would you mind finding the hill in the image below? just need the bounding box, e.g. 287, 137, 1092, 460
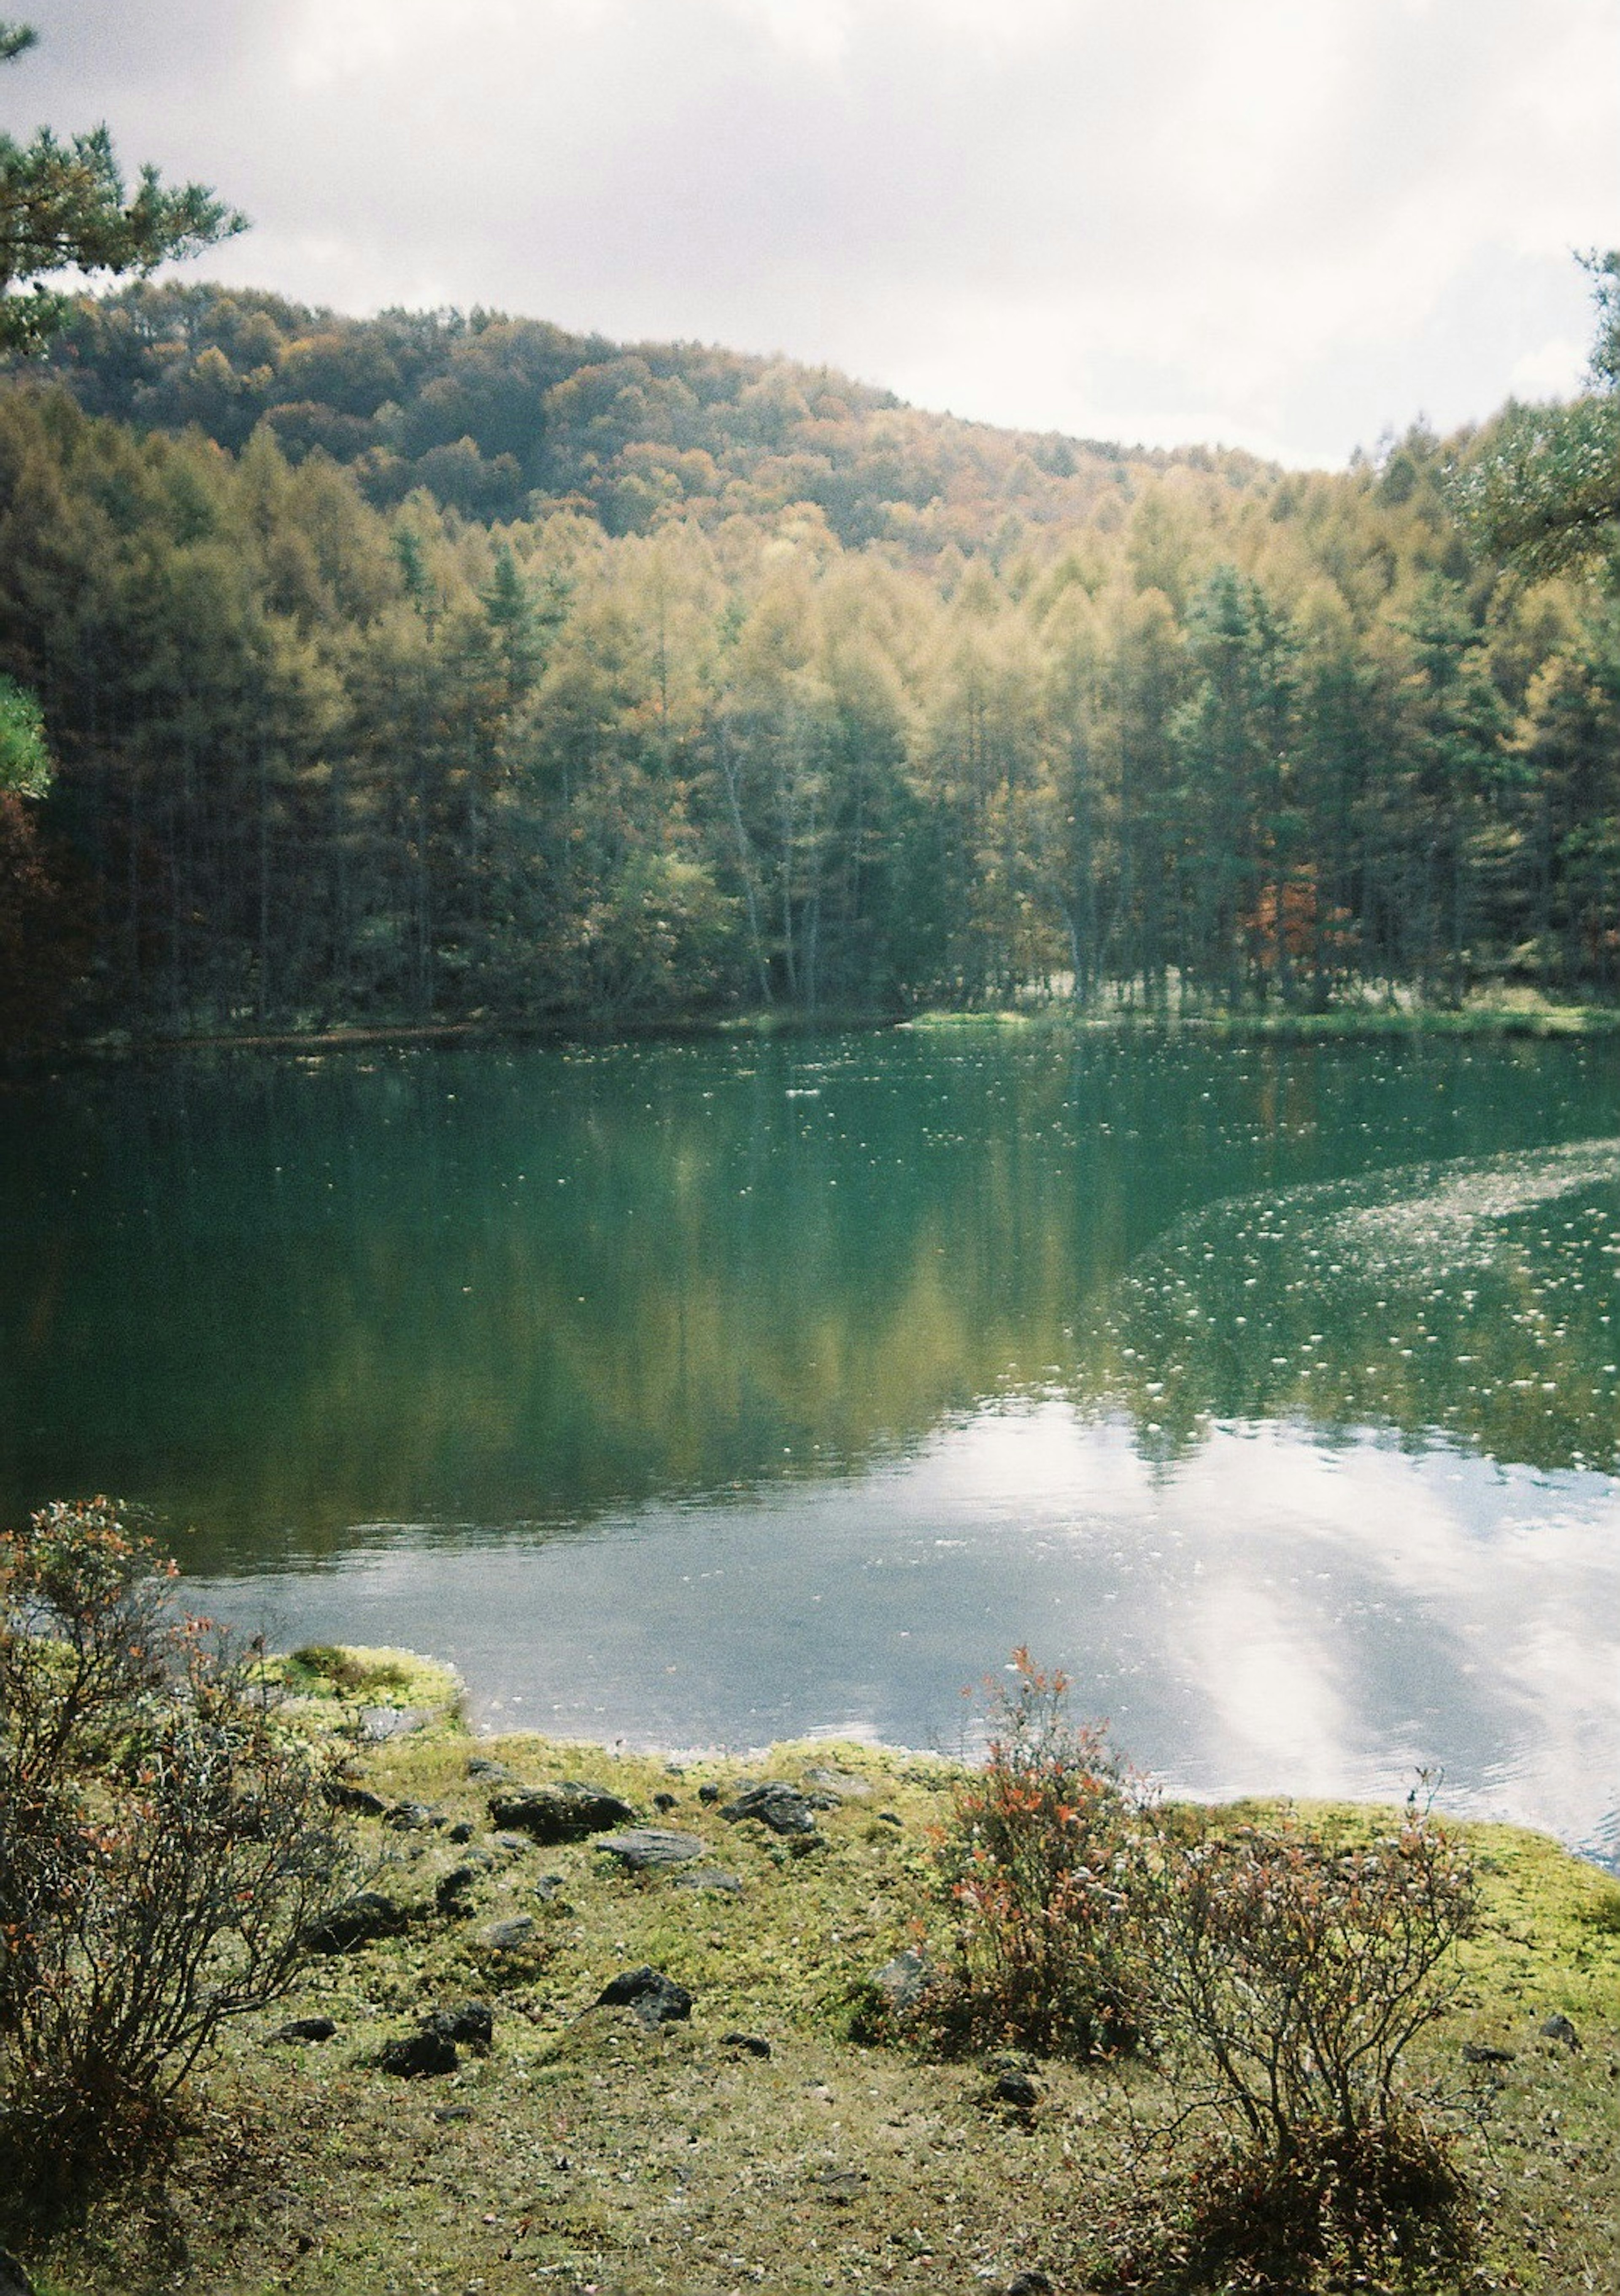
23, 280, 1272, 554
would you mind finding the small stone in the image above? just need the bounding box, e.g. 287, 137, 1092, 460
267, 2015, 336, 2045
436, 1864, 480, 1915
801, 1764, 873, 1800
446, 1820, 475, 1844
493, 1831, 530, 1853
870, 1949, 934, 2012
323, 1780, 388, 1817
377, 2027, 458, 2077
1542, 2012, 1580, 2050
595, 1965, 693, 2029
811, 2167, 869, 2203
483, 1915, 536, 1951
653, 1791, 678, 1812
467, 1755, 510, 1779
671, 1868, 744, 1897
427, 2001, 494, 2050
596, 1827, 706, 1872
721, 1781, 818, 1836
355, 1705, 431, 1743
876, 1810, 904, 1828
1007, 2273, 1053, 2296
722, 2031, 772, 2057
433, 2103, 475, 2123
488, 1783, 637, 1842
301, 1891, 408, 1953
992, 2071, 1041, 2109
697, 1782, 723, 1804
1461, 2041, 1516, 2066
532, 1873, 567, 1902
385, 1800, 437, 1831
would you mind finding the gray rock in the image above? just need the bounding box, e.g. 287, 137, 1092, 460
871, 1949, 934, 2012
595, 1965, 693, 2029
1461, 2041, 1516, 2066
427, 2001, 494, 2050
483, 1915, 536, 1950
1542, 2012, 1580, 2049
324, 1780, 388, 1817
697, 1781, 723, 1804
446, 1819, 475, 1843
466, 1755, 510, 1779
721, 1780, 818, 1836
378, 2027, 458, 2077
671, 1868, 744, 1897
992, 2070, 1041, 2108
802, 1764, 873, 1800
435, 1864, 480, 1915
493, 1831, 531, 1853
488, 1782, 637, 1842
596, 1827, 706, 1872
384, 1800, 438, 1831
811, 2167, 869, 2202
722, 2030, 772, 2057
355, 1705, 432, 1742
433, 2103, 474, 2123
267, 2015, 337, 2044
532, 1873, 567, 1902
1007, 2274, 1053, 2296
301, 1891, 408, 1952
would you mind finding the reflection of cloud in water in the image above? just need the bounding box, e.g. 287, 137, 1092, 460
192, 1401, 1620, 1865
1324, 1137, 1620, 1276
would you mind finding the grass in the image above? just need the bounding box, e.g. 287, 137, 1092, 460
15, 1672, 1620, 2296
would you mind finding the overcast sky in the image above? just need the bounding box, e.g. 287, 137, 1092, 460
7, 0, 1618, 467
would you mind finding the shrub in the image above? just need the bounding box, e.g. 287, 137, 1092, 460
0, 1500, 353, 2210
1136, 1791, 1478, 2266
929, 1649, 1145, 2057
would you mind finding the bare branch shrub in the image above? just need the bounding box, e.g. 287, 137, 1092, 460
1134, 1791, 1478, 2270
0, 1500, 353, 2210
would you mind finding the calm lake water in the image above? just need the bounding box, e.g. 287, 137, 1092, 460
4, 1030, 1619, 1858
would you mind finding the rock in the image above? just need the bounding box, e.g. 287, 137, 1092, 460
991, 2071, 1041, 2109
446, 1819, 475, 1844
653, 1791, 678, 1812
1461, 2041, 1516, 2066
466, 1755, 510, 1779
596, 1827, 706, 1872
435, 1864, 480, 1915
384, 1800, 438, 1831
378, 2027, 458, 2078
483, 1915, 536, 1950
488, 1782, 637, 1842
1007, 2273, 1053, 2296
427, 2001, 494, 2050
0, 2248, 34, 2296
802, 1764, 873, 1800
354, 1705, 432, 1742
722, 2030, 772, 2057
721, 1780, 818, 1837
595, 1965, 693, 2030
433, 2103, 474, 2123
1542, 2012, 1581, 2050
532, 1873, 567, 1902
493, 1831, 532, 1853
811, 2167, 869, 2203
697, 1781, 723, 1804
267, 2015, 337, 2044
301, 1891, 409, 1952
871, 1949, 934, 2013
323, 1780, 389, 1817
671, 1868, 744, 1897
876, 1810, 904, 1828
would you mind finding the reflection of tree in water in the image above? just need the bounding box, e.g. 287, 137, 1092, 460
1102, 1139, 1620, 1474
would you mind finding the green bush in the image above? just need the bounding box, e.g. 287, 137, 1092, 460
0, 1500, 353, 2214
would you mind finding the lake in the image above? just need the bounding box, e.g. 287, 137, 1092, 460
4, 1029, 1619, 1860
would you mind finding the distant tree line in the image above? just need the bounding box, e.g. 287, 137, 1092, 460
0, 285, 1617, 1043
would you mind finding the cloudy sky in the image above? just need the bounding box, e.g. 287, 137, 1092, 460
7, 0, 1618, 467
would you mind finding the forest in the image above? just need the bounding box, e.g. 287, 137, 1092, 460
1, 280, 1617, 1043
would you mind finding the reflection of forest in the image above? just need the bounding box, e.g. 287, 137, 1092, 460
3, 1035, 1619, 1564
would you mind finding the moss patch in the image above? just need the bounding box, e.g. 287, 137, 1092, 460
19, 1692, 1620, 2296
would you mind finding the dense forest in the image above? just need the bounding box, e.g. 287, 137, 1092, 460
1, 281, 1617, 1043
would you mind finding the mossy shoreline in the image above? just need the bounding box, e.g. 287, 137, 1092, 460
16, 1645, 1620, 2296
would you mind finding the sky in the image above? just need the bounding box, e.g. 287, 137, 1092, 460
5, 0, 1618, 469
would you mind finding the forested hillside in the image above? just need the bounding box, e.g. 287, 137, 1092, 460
1, 283, 1617, 1043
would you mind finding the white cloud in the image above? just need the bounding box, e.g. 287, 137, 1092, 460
11, 0, 1620, 463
